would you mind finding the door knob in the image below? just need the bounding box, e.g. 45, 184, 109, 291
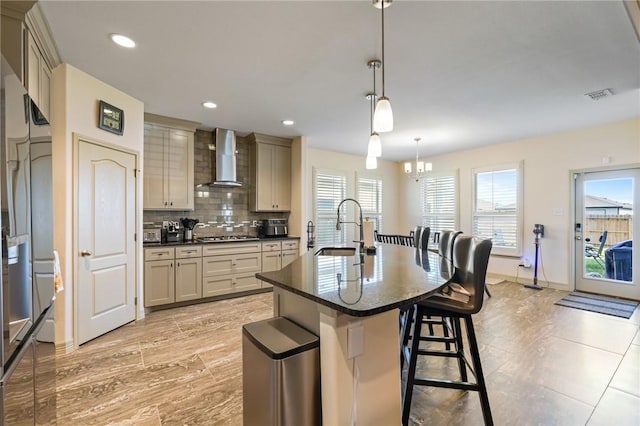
80, 250, 92, 257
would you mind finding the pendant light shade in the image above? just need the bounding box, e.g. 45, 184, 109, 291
373, 97, 393, 133
366, 155, 378, 170
368, 132, 382, 157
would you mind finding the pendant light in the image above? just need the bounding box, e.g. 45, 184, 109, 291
366, 155, 378, 170
367, 59, 382, 158
373, 0, 393, 133
404, 138, 432, 182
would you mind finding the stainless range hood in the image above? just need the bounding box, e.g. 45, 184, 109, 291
207, 128, 242, 187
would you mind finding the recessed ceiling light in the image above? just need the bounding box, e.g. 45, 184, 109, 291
110, 34, 136, 48
282, 120, 294, 126
202, 101, 217, 109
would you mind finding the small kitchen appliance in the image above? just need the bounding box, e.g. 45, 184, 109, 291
259, 219, 288, 237
143, 228, 162, 243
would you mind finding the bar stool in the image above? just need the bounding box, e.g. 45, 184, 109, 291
402, 236, 494, 426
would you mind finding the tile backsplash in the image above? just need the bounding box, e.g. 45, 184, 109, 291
143, 129, 288, 237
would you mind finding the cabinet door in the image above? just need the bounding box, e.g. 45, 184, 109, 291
175, 258, 202, 302
234, 273, 262, 292
166, 129, 194, 210
261, 251, 281, 273
255, 143, 275, 210
143, 126, 167, 209
39, 62, 51, 119
203, 255, 234, 276
26, 34, 41, 104
282, 250, 298, 268
233, 252, 262, 274
272, 145, 291, 211
144, 259, 175, 306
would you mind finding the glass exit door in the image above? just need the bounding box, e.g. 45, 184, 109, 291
575, 168, 639, 299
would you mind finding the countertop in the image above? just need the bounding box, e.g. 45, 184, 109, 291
256, 245, 452, 317
143, 235, 300, 248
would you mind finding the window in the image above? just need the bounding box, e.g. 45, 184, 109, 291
472, 162, 523, 256
357, 175, 383, 232
420, 171, 458, 236
313, 169, 347, 247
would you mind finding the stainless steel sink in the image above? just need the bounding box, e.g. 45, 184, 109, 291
315, 247, 357, 256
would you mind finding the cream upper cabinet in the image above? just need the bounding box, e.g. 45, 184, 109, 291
248, 133, 292, 212
143, 113, 199, 211
26, 31, 51, 119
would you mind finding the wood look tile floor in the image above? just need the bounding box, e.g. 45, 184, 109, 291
56, 283, 640, 425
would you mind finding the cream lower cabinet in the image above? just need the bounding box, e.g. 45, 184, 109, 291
144, 246, 202, 307
261, 240, 299, 289
202, 242, 262, 297
175, 246, 202, 302
144, 247, 175, 307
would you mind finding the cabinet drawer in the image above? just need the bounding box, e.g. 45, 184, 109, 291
145, 247, 175, 261
282, 240, 299, 251
176, 245, 202, 259
202, 272, 261, 297
203, 253, 261, 276
261, 241, 282, 252
202, 242, 261, 256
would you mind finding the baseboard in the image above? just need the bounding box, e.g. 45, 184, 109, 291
486, 272, 570, 291
55, 339, 74, 356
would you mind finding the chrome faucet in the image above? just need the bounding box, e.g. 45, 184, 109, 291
336, 198, 364, 250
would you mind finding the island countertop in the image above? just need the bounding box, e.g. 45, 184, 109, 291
256, 245, 452, 317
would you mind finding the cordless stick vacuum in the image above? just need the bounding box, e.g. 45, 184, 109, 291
525, 224, 544, 290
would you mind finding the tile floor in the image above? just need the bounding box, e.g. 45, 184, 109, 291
55, 282, 640, 425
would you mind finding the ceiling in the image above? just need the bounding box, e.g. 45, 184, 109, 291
39, 1, 640, 162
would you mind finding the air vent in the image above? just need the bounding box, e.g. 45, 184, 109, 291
584, 89, 613, 101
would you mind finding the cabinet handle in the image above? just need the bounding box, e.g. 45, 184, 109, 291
80, 250, 92, 257
164, 202, 168, 206
170, 263, 173, 268
177, 262, 180, 267
170, 201, 173, 206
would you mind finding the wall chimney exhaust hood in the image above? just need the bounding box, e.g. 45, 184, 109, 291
202, 128, 242, 187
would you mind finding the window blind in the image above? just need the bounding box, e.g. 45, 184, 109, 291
472, 166, 522, 256
358, 176, 383, 232
314, 170, 347, 247
420, 173, 457, 234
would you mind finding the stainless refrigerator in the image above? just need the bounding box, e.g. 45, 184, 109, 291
0, 54, 56, 424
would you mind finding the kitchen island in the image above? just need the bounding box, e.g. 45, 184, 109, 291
255, 245, 451, 425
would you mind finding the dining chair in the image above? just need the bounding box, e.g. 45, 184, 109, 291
402, 235, 494, 426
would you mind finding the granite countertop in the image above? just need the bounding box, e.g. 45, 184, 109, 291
256, 245, 452, 317
143, 235, 300, 247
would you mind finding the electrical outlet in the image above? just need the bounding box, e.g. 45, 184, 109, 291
519, 258, 531, 268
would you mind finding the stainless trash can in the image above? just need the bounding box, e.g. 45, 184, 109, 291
242, 317, 320, 426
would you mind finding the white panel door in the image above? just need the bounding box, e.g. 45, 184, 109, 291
575, 168, 639, 300
77, 139, 136, 344
30, 140, 55, 342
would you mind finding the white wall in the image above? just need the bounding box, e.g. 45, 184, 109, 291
400, 118, 640, 289
305, 147, 403, 245
51, 64, 144, 353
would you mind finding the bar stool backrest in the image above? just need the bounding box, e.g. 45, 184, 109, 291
451, 235, 493, 314
419, 227, 430, 250
413, 226, 423, 248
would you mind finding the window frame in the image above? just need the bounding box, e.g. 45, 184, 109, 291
313, 168, 348, 248
356, 172, 383, 233
472, 161, 524, 257
419, 170, 459, 239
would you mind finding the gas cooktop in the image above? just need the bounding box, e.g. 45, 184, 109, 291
196, 236, 259, 242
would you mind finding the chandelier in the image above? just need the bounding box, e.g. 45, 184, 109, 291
404, 138, 432, 181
